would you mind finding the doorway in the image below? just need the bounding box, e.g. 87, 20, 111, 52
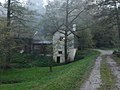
57, 56, 60, 63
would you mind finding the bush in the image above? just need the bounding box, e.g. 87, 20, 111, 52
74, 49, 92, 61
75, 51, 85, 60
6, 49, 95, 68
10, 53, 57, 68
32, 55, 54, 67
113, 50, 120, 57
10, 53, 31, 68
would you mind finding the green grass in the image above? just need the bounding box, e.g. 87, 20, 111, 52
99, 56, 116, 90
0, 50, 99, 90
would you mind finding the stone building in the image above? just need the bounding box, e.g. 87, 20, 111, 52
53, 24, 78, 63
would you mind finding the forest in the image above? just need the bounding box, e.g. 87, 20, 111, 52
0, 0, 120, 90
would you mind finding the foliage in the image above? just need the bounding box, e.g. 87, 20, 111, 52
112, 54, 120, 65
0, 50, 99, 90
75, 49, 94, 60
0, 0, 37, 68
89, 0, 120, 48
9, 0, 36, 38
92, 25, 118, 48
31, 55, 55, 67
8, 53, 54, 68
78, 29, 94, 50
1, 49, 95, 68
113, 50, 120, 57
44, 0, 94, 63
0, 20, 15, 68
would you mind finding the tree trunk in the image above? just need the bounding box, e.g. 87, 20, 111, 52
7, 0, 11, 27
4, 0, 11, 69
115, 3, 120, 50
49, 66, 52, 72
64, 0, 69, 63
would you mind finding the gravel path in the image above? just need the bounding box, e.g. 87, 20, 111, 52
80, 49, 113, 90
106, 56, 120, 89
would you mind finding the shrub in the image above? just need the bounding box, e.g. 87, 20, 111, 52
10, 53, 57, 68
74, 49, 92, 60
113, 50, 120, 57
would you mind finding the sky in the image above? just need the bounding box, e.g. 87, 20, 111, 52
0, 0, 49, 6
0, 0, 54, 14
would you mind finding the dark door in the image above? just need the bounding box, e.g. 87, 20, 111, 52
57, 57, 60, 63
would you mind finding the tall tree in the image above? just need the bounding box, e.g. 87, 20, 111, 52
86, 0, 120, 48
78, 29, 94, 50
44, 0, 93, 63
0, 0, 36, 68
4, 0, 11, 68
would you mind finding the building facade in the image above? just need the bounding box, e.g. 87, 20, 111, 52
53, 24, 77, 63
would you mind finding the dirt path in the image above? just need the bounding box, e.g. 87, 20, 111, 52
106, 56, 120, 89
80, 49, 113, 90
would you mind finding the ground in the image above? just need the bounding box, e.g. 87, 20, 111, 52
1, 49, 120, 90
80, 49, 120, 90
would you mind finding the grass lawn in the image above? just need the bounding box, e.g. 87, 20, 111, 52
0, 50, 99, 90
99, 56, 116, 90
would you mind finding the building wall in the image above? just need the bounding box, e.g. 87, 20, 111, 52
53, 30, 77, 63
33, 44, 52, 55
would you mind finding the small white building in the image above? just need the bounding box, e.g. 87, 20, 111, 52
53, 24, 77, 63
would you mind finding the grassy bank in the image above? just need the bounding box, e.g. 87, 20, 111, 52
0, 50, 99, 90
99, 56, 116, 90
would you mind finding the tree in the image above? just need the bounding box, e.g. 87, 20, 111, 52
44, 0, 93, 63
2, 0, 12, 68
100, 0, 120, 49
85, 0, 120, 48
78, 29, 94, 50
0, 0, 36, 68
